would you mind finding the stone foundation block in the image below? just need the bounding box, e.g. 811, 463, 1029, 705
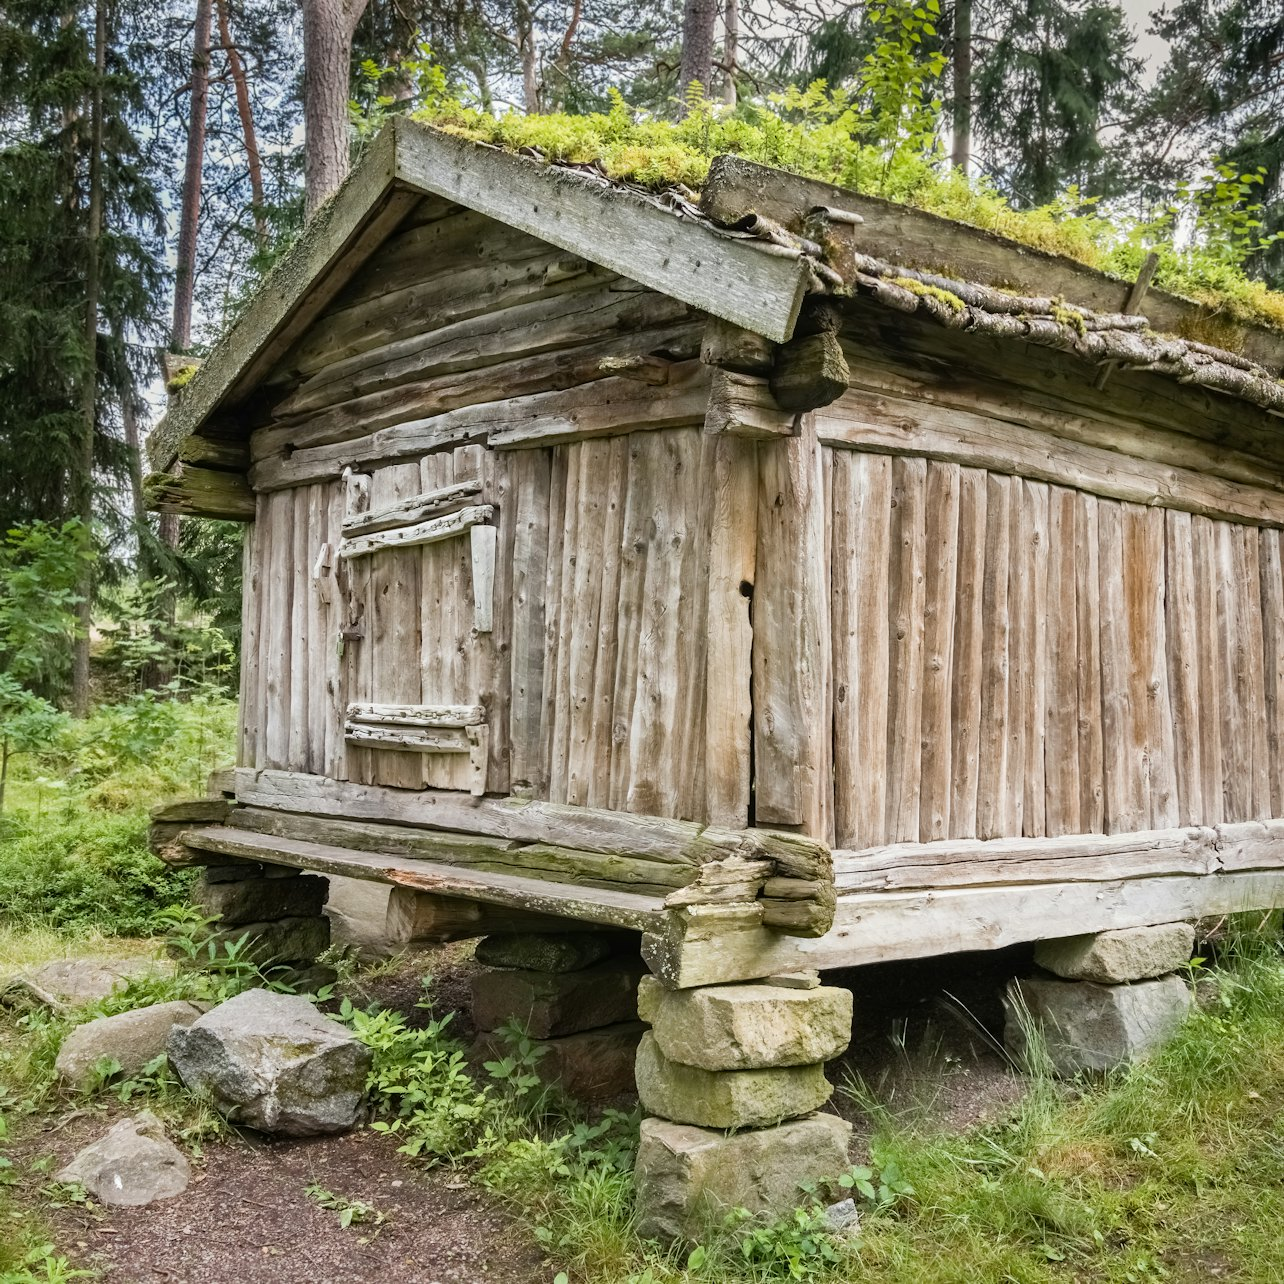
635, 1113, 853, 1242
472, 962, 643, 1038
473, 1021, 643, 1100
203, 915, 330, 965
1004, 974, 1192, 1076
641, 979, 852, 1070
475, 932, 630, 973
1034, 923, 1195, 984
193, 874, 328, 926
635, 1032, 832, 1129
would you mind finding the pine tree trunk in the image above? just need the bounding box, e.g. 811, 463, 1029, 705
173, 0, 212, 352
302, 0, 370, 220
216, 0, 267, 247
515, 0, 540, 113
721, 0, 738, 105
952, 0, 972, 174
72, 0, 107, 718
678, 0, 718, 112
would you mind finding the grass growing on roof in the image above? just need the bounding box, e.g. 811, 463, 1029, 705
411, 87, 1284, 337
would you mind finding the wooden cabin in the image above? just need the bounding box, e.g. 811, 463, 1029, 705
148, 116, 1284, 992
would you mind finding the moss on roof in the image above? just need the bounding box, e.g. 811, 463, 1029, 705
413, 97, 1284, 337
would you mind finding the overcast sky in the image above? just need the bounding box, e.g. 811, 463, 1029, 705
1118, 0, 1170, 80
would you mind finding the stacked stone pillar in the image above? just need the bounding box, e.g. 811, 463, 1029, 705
192, 863, 331, 967
469, 932, 646, 1100
1005, 923, 1195, 1075
632, 972, 854, 1242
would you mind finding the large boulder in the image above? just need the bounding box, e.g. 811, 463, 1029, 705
1, 956, 156, 1012
167, 989, 370, 1135
57, 1111, 189, 1207
635, 1032, 832, 1129
1004, 974, 1192, 1076
635, 1113, 852, 1242
56, 1001, 207, 1090
1034, 924, 1195, 984
639, 978, 852, 1070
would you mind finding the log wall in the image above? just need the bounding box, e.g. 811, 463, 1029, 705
239, 196, 713, 820
826, 448, 1284, 850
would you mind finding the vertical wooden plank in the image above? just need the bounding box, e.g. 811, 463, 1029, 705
588, 437, 630, 810
919, 461, 961, 842
1131, 505, 1177, 829
676, 436, 714, 825
1043, 486, 1079, 837
1004, 483, 1031, 837
370, 461, 424, 789
1098, 499, 1141, 833
263, 490, 294, 771
976, 472, 1012, 840
340, 472, 372, 783
1215, 520, 1248, 821
303, 484, 329, 776
884, 455, 927, 843
1075, 492, 1104, 832
628, 429, 710, 819
287, 486, 311, 772
832, 451, 892, 848
948, 467, 987, 840
1260, 528, 1284, 817
753, 415, 832, 836
322, 480, 346, 782
1021, 480, 1049, 838
238, 512, 261, 769
479, 449, 513, 794
1164, 509, 1202, 825
609, 438, 648, 811
1237, 525, 1270, 819
705, 435, 758, 829
509, 449, 552, 793
547, 446, 582, 803
564, 440, 609, 807
1191, 516, 1224, 825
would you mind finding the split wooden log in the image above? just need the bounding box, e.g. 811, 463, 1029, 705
700, 318, 776, 374
704, 369, 795, 439
769, 332, 850, 412
148, 798, 233, 854
144, 464, 255, 521
385, 886, 616, 944
340, 480, 482, 537
337, 504, 493, 559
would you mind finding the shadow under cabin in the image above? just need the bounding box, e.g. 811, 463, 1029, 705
145, 115, 1284, 1237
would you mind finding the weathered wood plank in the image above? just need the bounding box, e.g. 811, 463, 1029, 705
1261, 529, 1284, 817
919, 462, 961, 841
1165, 510, 1202, 825
340, 480, 482, 536
1021, 481, 1049, 837
509, 449, 551, 792
704, 435, 758, 829
1074, 492, 1105, 833
262, 490, 293, 770
1044, 486, 1079, 837
832, 451, 892, 848
1191, 516, 1225, 826
704, 369, 796, 440
947, 468, 987, 839
394, 120, 811, 342
976, 473, 1012, 840
145, 464, 256, 521
754, 416, 832, 835
818, 387, 1284, 529
338, 504, 493, 559
183, 824, 666, 931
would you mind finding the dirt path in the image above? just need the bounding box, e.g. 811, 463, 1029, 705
25, 1116, 547, 1284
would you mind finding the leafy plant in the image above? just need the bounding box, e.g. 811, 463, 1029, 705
837, 1157, 915, 1213
305, 1182, 388, 1232
726, 1204, 843, 1280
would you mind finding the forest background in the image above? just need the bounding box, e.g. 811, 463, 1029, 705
1, 0, 1283, 776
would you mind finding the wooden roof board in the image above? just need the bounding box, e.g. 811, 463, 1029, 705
147, 118, 811, 473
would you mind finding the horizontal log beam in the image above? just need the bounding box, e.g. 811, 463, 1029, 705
340, 480, 482, 536
144, 464, 256, 521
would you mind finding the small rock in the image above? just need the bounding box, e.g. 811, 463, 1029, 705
474, 932, 628, 974
471, 963, 643, 1038
56, 1001, 207, 1090
635, 1032, 832, 1129
642, 980, 852, 1070
824, 1197, 861, 1235
57, 1111, 189, 1207
1, 956, 155, 1012
634, 1113, 852, 1242
1034, 923, 1195, 984
168, 989, 370, 1135
1004, 974, 1192, 1076
758, 971, 822, 990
